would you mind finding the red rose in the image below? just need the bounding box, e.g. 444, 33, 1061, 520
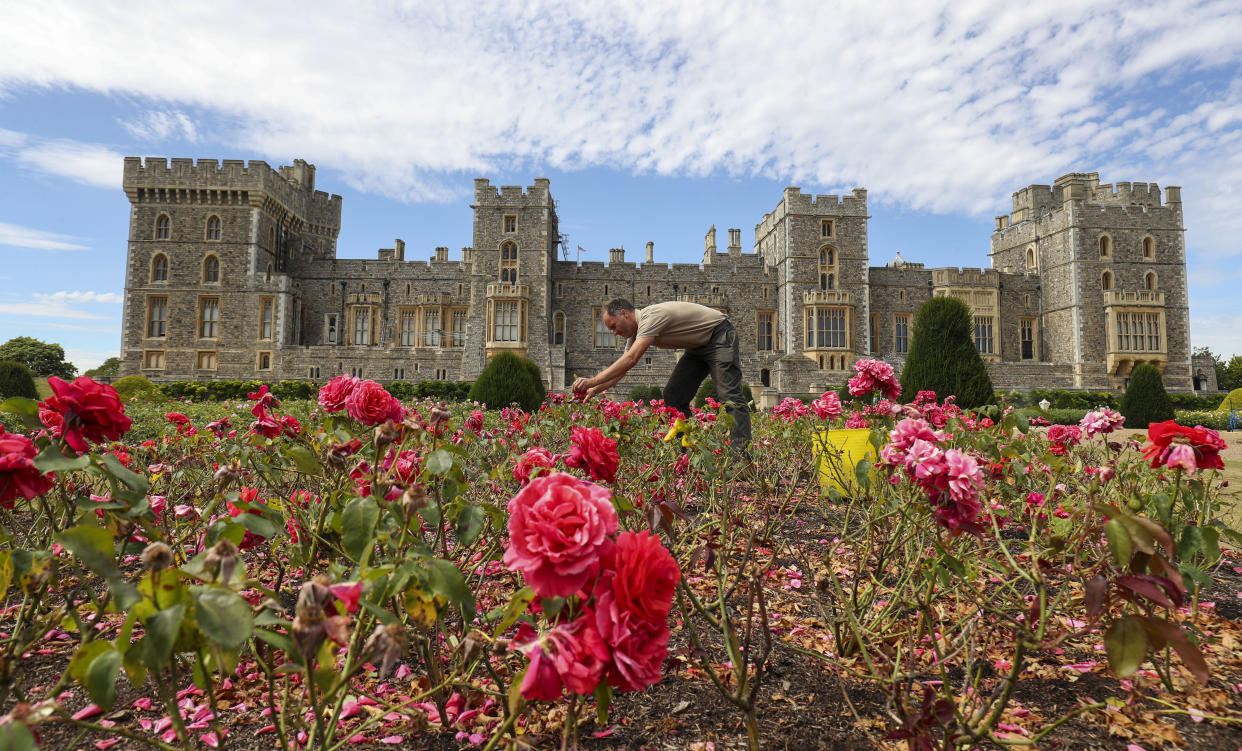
0, 432, 53, 509
503, 471, 618, 598
513, 446, 557, 485
344, 380, 404, 426
595, 530, 680, 623
564, 426, 619, 484
1142, 420, 1227, 472
514, 616, 608, 700
593, 590, 671, 692
228, 486, 269, 550
39, 376, 131, 454
318, 375, 360, 412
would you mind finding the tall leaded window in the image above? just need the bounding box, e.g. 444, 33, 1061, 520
500, 242, 518, 283
894, 314, 909, 354
1115, 312, 1161, 352
494, 301, 520, 342
972, 316, 993, 354
203, 255, 220, 283
1142, 236, 1154, 258
423, 308, 442, 346
756, 311, 774, 351
451, 309, 468, 347
259, 298, 274, 340
147, 296, 167, 338
1101, 270, 1113, 291
553, 311, 565, 345
206, 215, 221, 241
199, 297, 220, 338
1020, 318, 1035, 360
1099, 234, 1111, 258
400, 309, 418, 346
593, 307, 616, 348
349, 306, 376, 345
151, 253, 169, 282
818, 246, 836, 291
156, 214, 171, 240
805, 306, 847, 348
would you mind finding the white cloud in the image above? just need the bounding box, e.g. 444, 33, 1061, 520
118, 109, 199, 143
1191, 312, 1242, 359
0, 221, 90, 251
0, 1, 1240, 225
64, 347, 119, 372
0, 302, 107, 320
33, 290, 123, 304
13, 138, 124, 189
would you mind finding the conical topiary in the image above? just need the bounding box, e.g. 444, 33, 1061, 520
468, 352, 546, 412
0, 359, 38, 400
1120, 363, 1175, 428
899, 296, 994, 409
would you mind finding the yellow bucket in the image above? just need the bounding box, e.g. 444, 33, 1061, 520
812, 428, 877, 495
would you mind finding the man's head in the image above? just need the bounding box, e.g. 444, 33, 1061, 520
602, 298, 638, 339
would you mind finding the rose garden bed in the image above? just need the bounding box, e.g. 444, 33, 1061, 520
1, 367, 1240, 750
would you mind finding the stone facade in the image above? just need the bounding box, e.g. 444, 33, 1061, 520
119, 159, 1206, 397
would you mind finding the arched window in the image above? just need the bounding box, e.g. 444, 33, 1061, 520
155, 214, 171, 240
1145, 271, 1157, 290
1026, 246, 1037, 269
820, 274, 828, 291
825, 248, 834, 265
827, 274, 835, 290
1099, 234, 1111, 258
818, 245, 836, 291
266, 264, 273, 283
206, 215, 221, 241
1101, 270, 1113, 291
151, 253, 169, 282
553, 311, 565, 345
1142, 236, 1154, 258
203, 255, 220, 283
500, 242, 518, 283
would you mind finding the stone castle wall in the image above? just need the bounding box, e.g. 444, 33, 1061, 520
118, 160, 1206, 397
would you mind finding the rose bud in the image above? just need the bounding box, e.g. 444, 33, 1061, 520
203, 538, 240, 585
291, 601, 327, 662
430, 403, 452, 424
213, 461, 243, 485
460, 630, 487, 664
141, 542, 174, 571
296, 575, 334, 613
401, 485, 427, 520
373, 421, 398, 452
362, 623, 408, 678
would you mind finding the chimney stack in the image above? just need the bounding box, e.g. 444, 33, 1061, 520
645, 241, 654, 263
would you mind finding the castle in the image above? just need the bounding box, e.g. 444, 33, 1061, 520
118, 157, 1217, 398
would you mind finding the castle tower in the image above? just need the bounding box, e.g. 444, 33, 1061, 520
990, 172, 1190, 390
468, 178, 558, 382
118, 158, 341, 380
753, 187, 870, 385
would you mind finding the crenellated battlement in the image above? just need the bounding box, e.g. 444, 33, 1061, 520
996, 172, 1181, 231
123, 156, 342, 226
472, 178, 553, 205
932, 267, 999, 287
756, 186, 868, 236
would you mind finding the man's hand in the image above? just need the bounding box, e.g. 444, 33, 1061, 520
571, 376, 594, 394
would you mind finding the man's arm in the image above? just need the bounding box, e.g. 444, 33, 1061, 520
572, 337, 654, 397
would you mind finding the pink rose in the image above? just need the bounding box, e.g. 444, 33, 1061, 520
318, 375, 360, 412
39, 376, 132, 454
514, 616, 608, 700
503, 472, 618, 598
811, 392, 843, 420
0, 432, 53, 509
593, 589, 671, 692
564, 426, 619, 484
344, 380, 404, 426
513, 447, 557, 485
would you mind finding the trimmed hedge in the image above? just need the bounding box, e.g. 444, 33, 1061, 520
112, 375, 166, 403
469, 353, 545, 412
1120, 363, 1175, 429
0, 360, 38, 400
900, 296, 994, 408
628, 385, 664, 403
999, 389, 1220, 412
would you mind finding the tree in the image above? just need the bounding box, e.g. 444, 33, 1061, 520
83, 356, 121, 380
468, 352, 546, 412
1120, 363, 1174, 428
899, 297, 994, 408
0, 337, 75, 379
0, 360, 39, 400
1218, 355, 1242, 392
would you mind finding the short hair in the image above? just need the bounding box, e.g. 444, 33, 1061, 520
604, 298, 635, 316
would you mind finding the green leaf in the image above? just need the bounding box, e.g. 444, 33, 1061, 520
0, 550, 11, 598
940, 554, 966, 579
69, 640, 115, 687
417, 496, 441, 528
1103, 518, 1132, 566
194, 588, 254, 650
235, 510, 279, 541
1011, 409, 1030, 434
491, 586, 535, 636
86, 647, 124, 710
341, 496, 379, 564
33, 442, 90, 473
253, 628, 294, 654
142, 603, 185, 670
287, 445, 321, 474
594, 681, 612, 725
0, 396, 42, 430
0, 720, 38, 751
56, 524, 122, 579
853, 458, 872, 491
1104, 616, 1148, 678
455, 504, 485, 546
425, 449, 453, 476
426, 558, 475, 621
98, 452, 149, 494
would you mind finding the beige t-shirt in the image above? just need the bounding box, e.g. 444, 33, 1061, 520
634, 301, 726, 349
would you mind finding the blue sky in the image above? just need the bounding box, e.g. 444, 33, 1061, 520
1, 1, 1240, 371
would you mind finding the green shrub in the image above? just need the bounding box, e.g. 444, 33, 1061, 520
692, 379, 754, 409
1217, 388, 1242, 411
1018, 407, 1087, 425
1174, 410, 1230, 431
112, 374, 166, 403
412, 380, 473, 402
1120, 363, 1175, 429
469, 353, 545, 412
628, 385, 664, 403
899, 297, 994, 408
1168, 393, 1224, 411
0, 360, 38, 400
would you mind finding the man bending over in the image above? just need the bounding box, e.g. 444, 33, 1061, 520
571, 298, 751, 453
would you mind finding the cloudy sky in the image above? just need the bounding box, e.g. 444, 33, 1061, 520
1, 0, 1240, 371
